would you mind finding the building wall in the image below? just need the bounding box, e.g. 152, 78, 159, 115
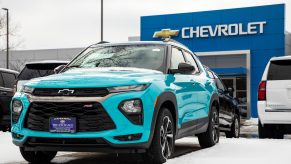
141, 4, 285, 117
199, 55, 246, 69
0, 48, 84, 71
286, 33, 291, 55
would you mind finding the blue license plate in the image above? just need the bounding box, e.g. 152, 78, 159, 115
49, 117, 76, 133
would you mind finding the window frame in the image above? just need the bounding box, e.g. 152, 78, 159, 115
214, 74, 226, 92
169, 46, 187, 70
182, 50, 201, 75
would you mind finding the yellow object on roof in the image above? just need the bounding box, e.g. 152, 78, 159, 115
153, 29, 179, 39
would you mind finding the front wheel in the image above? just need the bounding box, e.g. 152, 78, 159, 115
225, 114, 240, 138
197, 106, 220, 148
146, 108, 175, 164
20, 147, 57, 163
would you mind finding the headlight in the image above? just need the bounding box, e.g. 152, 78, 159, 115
108, 84, 150, 93
21, 86, 34, 94
12, 100, 23, 114
12, 100, 23, 123
120, 99, 142, 113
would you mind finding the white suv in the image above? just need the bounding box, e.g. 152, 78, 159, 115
258, 56, 291, 139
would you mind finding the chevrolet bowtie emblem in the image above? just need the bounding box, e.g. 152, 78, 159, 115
58, 89, 75, 95
153, 29, 179, 39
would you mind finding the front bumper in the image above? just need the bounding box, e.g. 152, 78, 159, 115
11, 89, 158, 151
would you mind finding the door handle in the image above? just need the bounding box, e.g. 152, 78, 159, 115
0, 91, 8, 95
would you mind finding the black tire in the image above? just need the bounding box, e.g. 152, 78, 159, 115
20, 147, 57, 163
146, 108, 175, 164
197, 105, 219, 148
258, 120, 273, 139
258, 120, 284, 139
225, 114, 240, 138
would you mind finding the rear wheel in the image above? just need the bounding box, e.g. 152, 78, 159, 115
225, 114, 240, 138
258, 120, 284, 139
197, 106, 219, 148
20, 147, 57, 163
146, 108, 175, 164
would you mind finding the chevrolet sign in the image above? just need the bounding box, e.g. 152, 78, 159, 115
182, 21, 267, 38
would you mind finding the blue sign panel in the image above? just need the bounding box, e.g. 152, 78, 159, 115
141, 4, 285, 117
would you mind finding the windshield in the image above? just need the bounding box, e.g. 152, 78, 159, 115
65, 45, 166, 72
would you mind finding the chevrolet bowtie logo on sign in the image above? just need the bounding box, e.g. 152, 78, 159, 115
153, 29, 180, 39
58, 89, 75, 96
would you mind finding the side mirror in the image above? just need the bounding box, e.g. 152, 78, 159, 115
227, 87, 234, 93
170, 63, 195, 74
54, 65, 66, 74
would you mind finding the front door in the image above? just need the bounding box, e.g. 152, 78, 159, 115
222, 76, 247, 118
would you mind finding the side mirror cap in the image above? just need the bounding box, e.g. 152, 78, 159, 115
170, 63, 195, 74
54, 65, 66, 74
227, 87, 234, 93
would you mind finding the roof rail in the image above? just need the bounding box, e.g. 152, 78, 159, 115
164, 39, 191, 51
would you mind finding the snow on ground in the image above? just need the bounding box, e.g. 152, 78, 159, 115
1, 119, 291, 164
0, 132, 70, 164
168, 137, 291, 164
0, 132, 22, 164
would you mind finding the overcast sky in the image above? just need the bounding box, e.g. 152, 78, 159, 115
0, 0, 290, 50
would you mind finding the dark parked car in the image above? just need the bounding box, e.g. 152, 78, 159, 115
16, 60, 69, 91
205, 67, 240, 138
0, 68, 19, 132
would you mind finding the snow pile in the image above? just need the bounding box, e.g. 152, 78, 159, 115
0, 132, 71, 163
168, 137, 291, 164
0, 132, 23, 164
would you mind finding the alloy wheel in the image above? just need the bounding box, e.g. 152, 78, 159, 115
211, 111, 219, 143
160, 116, 174, 160
234, 117, 240, 137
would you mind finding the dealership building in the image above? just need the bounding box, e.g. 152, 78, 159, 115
0, 4, 290, 118
141, 4, 290, 118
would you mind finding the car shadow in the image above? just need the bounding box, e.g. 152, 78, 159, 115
51, 142, 202, 164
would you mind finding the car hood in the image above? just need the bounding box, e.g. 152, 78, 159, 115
24, 67, 164, 88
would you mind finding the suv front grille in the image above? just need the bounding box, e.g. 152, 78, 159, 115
24, 102, 116, 132
33, 88, 109, 97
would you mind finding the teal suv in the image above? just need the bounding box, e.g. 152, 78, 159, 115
11, 40, 220, 163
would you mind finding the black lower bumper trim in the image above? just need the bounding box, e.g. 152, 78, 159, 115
23, 146, 146, 153
15, 137, 150, 153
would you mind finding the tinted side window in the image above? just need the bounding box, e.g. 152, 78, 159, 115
268, 60, 291, 80
0, 73, 4, 87
215, 77, 225, 91
2, 72, 16, 88
183, 51, 200, 74
170, 47, 185, 69
18, 63, 64, 80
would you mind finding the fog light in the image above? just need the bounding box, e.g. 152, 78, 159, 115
120, 99, 142, 114
114, 133, 142, 141
118, 99, 143, 125
12, 133, 24, 140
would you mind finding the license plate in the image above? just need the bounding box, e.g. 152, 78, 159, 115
49, 117, 76, 133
